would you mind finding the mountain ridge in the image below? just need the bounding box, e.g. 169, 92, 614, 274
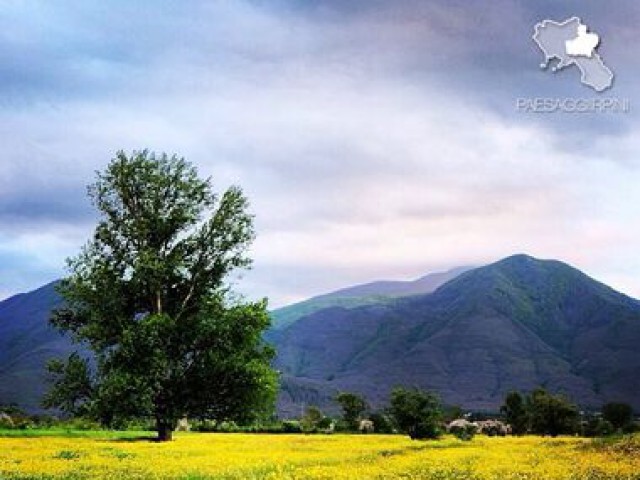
270, 266, 471, 331
272, 254, 640, 415
1, 255, 639, 418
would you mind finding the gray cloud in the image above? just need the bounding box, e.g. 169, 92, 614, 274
1, 0, 640, 306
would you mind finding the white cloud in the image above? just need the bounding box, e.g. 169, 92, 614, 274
1, 0, 640, 308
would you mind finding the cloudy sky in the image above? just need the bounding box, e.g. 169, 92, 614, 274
1, 0, 640, 307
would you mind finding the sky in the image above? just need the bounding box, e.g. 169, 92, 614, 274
1, 0, 640, 307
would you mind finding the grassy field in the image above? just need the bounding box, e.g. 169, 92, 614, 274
0, 431, 639, 479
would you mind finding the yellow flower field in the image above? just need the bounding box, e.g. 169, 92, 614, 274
1, 433, 639, 480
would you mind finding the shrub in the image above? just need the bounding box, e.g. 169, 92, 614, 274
0, 413, 15, 429
335, 392, 367, 431
300, 406, 324, 433
216, 421, 239, 433
61, 417, 102, 431
369, 412, 395, 434
389, 387, 442, 440
317, 417, 334, 431
602, 403, 634, 431
448, 421, 477, 441
588, 418, 615, 437
281, 420, 302, 433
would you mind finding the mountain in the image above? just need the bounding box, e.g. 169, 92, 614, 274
0, 266, 469, 412
273, 255, 640, 415
3, 255, 640, 418
270, 267, 470, 331
0, 282, 71, 411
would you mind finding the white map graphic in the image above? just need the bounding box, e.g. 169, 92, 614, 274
565, 25, 599, 57
533, 17, 613, 92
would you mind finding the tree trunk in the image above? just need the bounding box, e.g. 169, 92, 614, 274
157, 417, 174, 442
154, 390, 174, 441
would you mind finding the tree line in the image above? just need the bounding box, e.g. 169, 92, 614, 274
292, 387, 636, 440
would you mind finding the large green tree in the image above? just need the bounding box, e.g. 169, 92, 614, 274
46, 150, 277, 440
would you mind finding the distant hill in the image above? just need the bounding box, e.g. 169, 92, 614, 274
270, 267, 470, 331
0, 282, 71, 411
272, 255, 640, 415
0, 267, 467, 413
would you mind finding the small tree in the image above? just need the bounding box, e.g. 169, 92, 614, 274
389, 387, 442, 440
527, 388, 579, 436
500, 391, 528, 435
335, 392, 368, 431
300, 406, 324, 433
601, 403, 633, 432
369, 412, 394, 434
46, 150, 277, 441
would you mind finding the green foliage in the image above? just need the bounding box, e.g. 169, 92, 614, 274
449, 422, 477, 441
0, 404, 25, 417
368, 412, 395, 434
42, 353, 93, 416
335, 392, 368, 430
500, 388, 580, 436
601, 402, 634, 431
500, 391, 528, 435
526, 388, 579, 436
442, 405, 463, 423
300, 406, 325, 433
583, 416, 615, 437
281, 420, 302, 433
316, 416, 334, 430
0, 415, 14, 429
46, 150, 277, 441
388, 387, 442, 440
53, 450, 82, 460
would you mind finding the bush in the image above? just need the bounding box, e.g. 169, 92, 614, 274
335, 392, 367, 431
300, 406, 324, 433
215, 421, 239, 433
369, 413, 395, 434
281, 420, 302, 433
448, 421, 477, 441
121, 418, 156, 431
389, 387, 442, 440
621, 422, 639, 434
584, 418, 615, 437
29, 415, 60, 428
193, 419, 217, 432
0, 414, 15, 429
411, 421, 441, 440
602, 403, 634, 431
60, 417, 103, 431
317, 417, 334, 431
